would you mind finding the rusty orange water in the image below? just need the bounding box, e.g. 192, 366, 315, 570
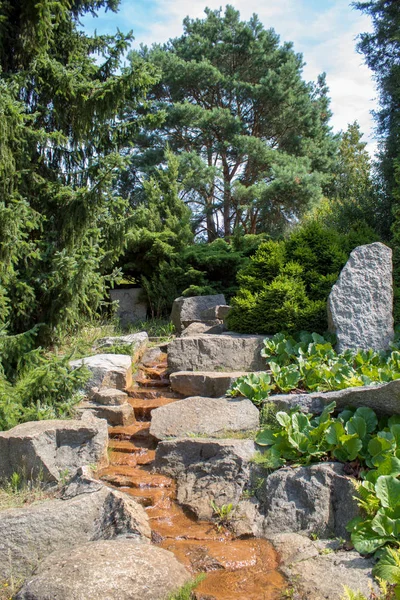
98, 351, 286, 599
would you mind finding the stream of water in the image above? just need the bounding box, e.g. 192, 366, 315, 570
98, 350, 286, 600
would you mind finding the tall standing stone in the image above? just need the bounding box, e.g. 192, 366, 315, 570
328, 242, 394, 352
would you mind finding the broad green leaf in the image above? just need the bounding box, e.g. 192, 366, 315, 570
373, 547, 400, 584
368, 436, 393, 460
276, 411, 291, 428
288, 431, 310, 453
255, 429, 276, 446
325, 421, 345, 445
354, 407, 378, 433
391, 424, 400, 449
351, 523, 389, 554
342, 437, 363, 460
370, 511, 398, 537
345, 416, 367, 439
375, 475, 400, 509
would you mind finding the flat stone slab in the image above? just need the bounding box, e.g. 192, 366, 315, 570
0, 478, 150, 580
270, 533, 377, 600
15, 539, 190, 600
170, 371, 252, 397
149, 396, 259, 440
155, 438, 256, 520
70, 353, 132, 395
267, 378, 400, 415
171, 294, 226, 335
328, 242, 394, 352
76, 401, 135, 426
168, 333, 266, 372
95, 332, 148, 361
0, 414, 108, 482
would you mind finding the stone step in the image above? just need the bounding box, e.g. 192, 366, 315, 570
109, 448, 155, 467
128, 396, 177, 420
170, 370, 254, 398
167, 333, 266, 373
77, 402, 135, 427
150, 396, 259, 441
127, 388, 178, 400
135, 377, 170, 388
100, 467, 173, 489
109, 422, 151, 440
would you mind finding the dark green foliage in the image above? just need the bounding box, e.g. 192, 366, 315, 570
0, 329, 89, 431
316, 122, 384, 238
122, 232, 267, 317
227, 221, 371, 334
0, 0, 157, 343
127, 5, 336, 240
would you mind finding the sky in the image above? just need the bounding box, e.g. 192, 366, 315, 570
82, 0, 378, 156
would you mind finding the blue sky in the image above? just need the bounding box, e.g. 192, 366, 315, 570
82, 0, 377, 155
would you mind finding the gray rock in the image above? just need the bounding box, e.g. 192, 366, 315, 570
150, 396, 259, 440
201, 304, 231, 320
0, 480, 150, 580
141, 345, 166, 367
154, 438, 256, 520
109, 287, 147, 327
91, 388, 128, 406
0, 414, 108, 482
170, 370, 252, 398
15, 539, 190, 600
271, 533, 377, 600
69, 353, 132, 396
170, 294, 226, 335
95, 332, 148, 361
257, 462, 359, 539
168, 333, 266, 372
328, 242, 394, 352
76, 401, 135, 426
267, 378, 400, 415
180, 321, 225, 337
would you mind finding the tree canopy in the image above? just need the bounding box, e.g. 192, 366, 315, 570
126, 6, 337, 241
0, 0, 157, 341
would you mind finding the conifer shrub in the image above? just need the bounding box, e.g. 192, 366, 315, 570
227, 221, 376, 335
0, 328, 89, 431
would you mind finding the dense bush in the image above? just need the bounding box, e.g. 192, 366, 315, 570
227, 221, 378, 334
122, 234, 267, 317
0, 329, 89, 431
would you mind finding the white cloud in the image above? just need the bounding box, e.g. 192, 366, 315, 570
93, 0, 379, 156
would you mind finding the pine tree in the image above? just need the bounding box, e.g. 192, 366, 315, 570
126, 5, 337, 240
354, 0, 400, 236
0, 0, 157, 342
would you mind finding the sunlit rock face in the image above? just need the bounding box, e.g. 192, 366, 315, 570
328, 242, 394, 352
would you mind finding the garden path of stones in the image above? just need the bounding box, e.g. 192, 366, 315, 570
2, 239, 396, 600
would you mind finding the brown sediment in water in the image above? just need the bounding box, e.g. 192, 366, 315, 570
97, 351, 285, 600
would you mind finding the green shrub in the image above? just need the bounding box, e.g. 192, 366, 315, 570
0, 329, 89, 431
227, 221, 375, 335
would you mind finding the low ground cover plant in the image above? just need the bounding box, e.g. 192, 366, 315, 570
253, 401, 400, 597
229, 331, 400, 404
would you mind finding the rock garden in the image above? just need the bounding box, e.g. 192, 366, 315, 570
0, 241, 399, 600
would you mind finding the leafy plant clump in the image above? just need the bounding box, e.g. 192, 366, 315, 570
229, 331, 400, 405
255, 400, 400, 596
